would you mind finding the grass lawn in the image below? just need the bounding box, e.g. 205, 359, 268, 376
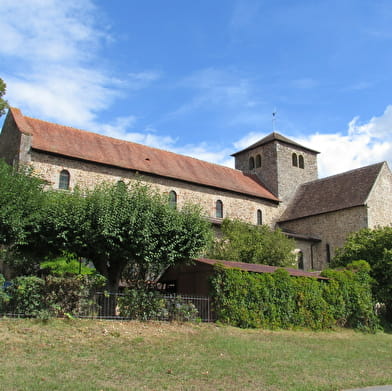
0, 319, 391, 391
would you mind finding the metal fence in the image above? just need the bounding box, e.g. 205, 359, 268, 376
1, 292, 215, 323
83, 292, 215, 322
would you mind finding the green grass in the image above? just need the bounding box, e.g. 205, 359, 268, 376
0, 319, 391, 391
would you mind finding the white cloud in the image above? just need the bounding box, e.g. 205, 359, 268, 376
0, 0, 159, 136
296, 106, 392, 177
233, 131, 266, 151
0, 0, 102, 62
174, 143, 235, 168
227, 106, 392, 178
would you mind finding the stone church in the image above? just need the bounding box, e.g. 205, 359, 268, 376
1, 107, 391, 271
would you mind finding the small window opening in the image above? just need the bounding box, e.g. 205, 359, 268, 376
257, 209, 262, 225
298, 251, 304, 270
299, 155, 304, 169
255, 154, 261, 168
216, 200, 223, 218
326, 244, 331, 264
59, 170, 70, 190
249, 157, 255, 170
169, 190, 177, 209
292, 153, 298, 167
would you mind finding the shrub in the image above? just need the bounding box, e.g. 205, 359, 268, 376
3, 274, 105, 318
118, 289, 200, 322
117, 288, 166, 320
210, 262, 378, 331
164, 296, 199, 322
0, 274, 10, 313
6, 276, 46, 316
42, 274, 105, 317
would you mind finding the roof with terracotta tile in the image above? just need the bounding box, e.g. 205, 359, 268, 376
232, 131, 319, 156
196, 258, 328, 279
8, 107, 278, 201
279, 162, 385, 222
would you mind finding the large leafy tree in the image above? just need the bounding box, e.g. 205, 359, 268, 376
26, 181, 213, 292
0, 160, 45, 249
0, 78, 8, 117
207, 218, 296, 267
332, 226, 392, 320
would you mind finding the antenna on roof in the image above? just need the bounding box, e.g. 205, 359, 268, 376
272, 109, 277, 132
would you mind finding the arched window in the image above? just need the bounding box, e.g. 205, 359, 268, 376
298, 155, 304, 169
249, 157, 255, 170
257, 209, 262, 225
216, 200, 223, 218
59, 170, 70, 190
292, 153, 298, 167
169, 190, 177, 209
255, 154, 261, 168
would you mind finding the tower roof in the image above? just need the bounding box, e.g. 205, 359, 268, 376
231, 132, 319, 156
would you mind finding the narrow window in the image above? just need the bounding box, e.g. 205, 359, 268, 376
326, 244, 331, 264
59, 170, 70, 190
257, 209, 262, 225
249, 157, 255, 170
292, 153, 298, 167
216, 200, 223, 218
255, 154, 261, 168
299, 155, 304, 169
298, 251, 304, 270
169, 190, 177, 209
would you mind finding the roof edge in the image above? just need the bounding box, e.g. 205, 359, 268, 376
8, 107, 34, 136
232, 132, 320, 156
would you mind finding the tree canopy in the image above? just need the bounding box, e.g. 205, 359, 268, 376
207, 219, 296, 267
0, 160, 45, 249
332, 226, 392, 320
0, 78, 8, 117
24, 181, 213, 292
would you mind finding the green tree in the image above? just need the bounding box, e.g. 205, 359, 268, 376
207, 219, 296, 267
332, 226, 392, 320
26, 181, 212, 293
0, 78, 8, 117
0, 160, 45, 249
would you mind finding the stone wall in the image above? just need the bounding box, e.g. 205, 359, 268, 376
235, 142, 279, 196
367, 163, 392, 228
279, 206, 368, 269
0, 113, 22, 165
30, 151, 282, 226
275, 143, 318, 203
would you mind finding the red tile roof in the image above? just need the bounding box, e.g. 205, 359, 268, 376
9, 108, 278, 201
196, 258, 328, 279
279, 162, 385, 222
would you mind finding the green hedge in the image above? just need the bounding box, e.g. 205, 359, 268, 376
117, 288, 199, 322
210, 261, 379, 331
2, 274, 105, 318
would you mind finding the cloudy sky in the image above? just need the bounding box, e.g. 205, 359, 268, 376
1, 0, 392, 177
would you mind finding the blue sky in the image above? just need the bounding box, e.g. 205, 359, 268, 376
1, 0, 392, 177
